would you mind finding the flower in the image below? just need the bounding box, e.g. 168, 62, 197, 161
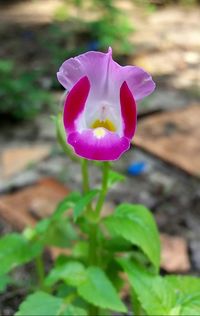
57, 48, 155, 161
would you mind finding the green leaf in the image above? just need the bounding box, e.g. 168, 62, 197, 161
0, 275, 12, 292
104, 203, 160, 269
34, 218, 50, 235
0, 233, 42, 276
72, 241, 89, 259
166, 276, 200, 315
73, 189, 99, 222
62, 305, 87, 316
34, 217, 78, 248
15, 291, 87, 316
78, 266, 126, 312
45, 261, 86, 287
52, 192, 81, 220
42, 218, 77, 247
15, 292, 62, 316
0, 59, 14, 73
107, 170, 125, 188
166, 275, 200, 297
119, 259, 177, 316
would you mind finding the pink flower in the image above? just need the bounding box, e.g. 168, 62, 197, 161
57, 48, 155, 161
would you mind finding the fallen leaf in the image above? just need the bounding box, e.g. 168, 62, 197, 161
1, 145, 51, 178
0, 178, 70, 230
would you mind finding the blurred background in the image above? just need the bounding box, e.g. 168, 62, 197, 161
0, 0, 199, 313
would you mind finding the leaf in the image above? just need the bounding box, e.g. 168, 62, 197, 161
107, 170, 125, 188
119, 259, 177, 316
166, 276, 200, 316
29, 193, 80, 248
0, 59, 14, 73
34, 215, 78, 248
166, 275, 200, 297
15, 291, 87, 316
72, 241, 89, 259
62, 305, 87, 316
15, 292, 62, 316
73, 189, 99, 221
42, 218, 78, 247
34, 218, 50, 235
78, 266, 126, 312
103, 237, 132, 252
52, 192, 81, 220
0, 275, 12, 293
104, 203, 160, 269
0, 233, 42, 276
45, 261, 86, 287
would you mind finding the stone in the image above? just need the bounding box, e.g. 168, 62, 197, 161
160, 233, 190, 272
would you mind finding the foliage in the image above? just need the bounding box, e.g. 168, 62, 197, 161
54, 0, 134, 55
119, 259, 200, 315
88, 11, 133, 54
0, 113, 199, 315
0, 59, 52, 120
16, 291, 87, 316
104, 203, 160, 269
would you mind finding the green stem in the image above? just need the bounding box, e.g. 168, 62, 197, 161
81, 161, 110, 316
81, 159, 90, 194
95, 162, 109, 219
35, 255, 45, 291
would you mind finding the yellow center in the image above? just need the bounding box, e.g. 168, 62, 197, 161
91, 119, 116, 132
93, 127, 107, 139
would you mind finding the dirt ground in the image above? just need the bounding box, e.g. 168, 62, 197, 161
0, 0, 200, 314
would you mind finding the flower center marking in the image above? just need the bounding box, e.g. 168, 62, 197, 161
93, 127, 106, 139
91, 119, 116, 132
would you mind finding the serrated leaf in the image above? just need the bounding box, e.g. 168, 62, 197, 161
45, 261, 86, 287
119, 259, 177, 316
15, 292, 62, 316
104, 203, 160, 269
0, 233, 42, 276
73, 189, 99, 221
166, 276, 200, 316
15, 291, 87, 316
78, 266, 126, 312
107, 170, 125, 188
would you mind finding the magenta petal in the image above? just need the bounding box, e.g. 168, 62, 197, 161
57, 50, 113, 93
120, 81, 137, 140
68, 129, 130, 161
122, 66, 156, 101
57, 49, 155, 102
63, 76, 90, 133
